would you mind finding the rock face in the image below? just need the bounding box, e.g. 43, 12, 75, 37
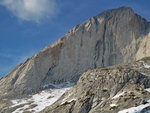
41, 58, 150, 113
0, 6, 150, 98
136, 32, 150, 60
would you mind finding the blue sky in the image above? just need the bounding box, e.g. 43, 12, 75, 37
0, 0, 150, 78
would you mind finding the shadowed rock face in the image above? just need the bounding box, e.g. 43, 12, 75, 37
0, 6, 149, 98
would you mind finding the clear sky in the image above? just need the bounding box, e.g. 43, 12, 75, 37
0, 0, 150, 78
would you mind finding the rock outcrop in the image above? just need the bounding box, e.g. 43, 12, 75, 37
41, 58, 150, 113
136, 32, 150, 60
0, 6, 150, 98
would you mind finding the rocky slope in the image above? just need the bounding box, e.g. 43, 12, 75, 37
0, 6, 150, 99
40, 57, 150, 113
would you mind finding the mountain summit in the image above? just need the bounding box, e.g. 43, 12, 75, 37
0, 6, 150, 113
0, 6, 150, 98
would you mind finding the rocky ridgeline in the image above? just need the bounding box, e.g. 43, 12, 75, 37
41, 58, 150, 113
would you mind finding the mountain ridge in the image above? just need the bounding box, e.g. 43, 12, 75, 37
40, 57, 150, 113
0, 6, 150, 99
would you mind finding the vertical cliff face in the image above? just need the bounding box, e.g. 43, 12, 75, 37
0, 6, 149, 97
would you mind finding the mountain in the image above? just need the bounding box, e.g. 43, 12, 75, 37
0, 6, 150, 113
0, 6, 149, 98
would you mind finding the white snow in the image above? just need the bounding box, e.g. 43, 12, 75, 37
118, 102, 150, 113
144, 63, 150, 68
12, 105, 30, 113
110, 104, 117, 107
118, 88, 150, 113
11, 99, 29, 108
145, 88, 150, 93
61, 93, 71, 104
11, 82, 73, 113
61, 98, 76, 105
112, 91, 125, 99
140, 61, 150, 68
67, 98, 76, 103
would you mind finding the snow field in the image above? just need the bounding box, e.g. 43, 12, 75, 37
11, 82, 73, 113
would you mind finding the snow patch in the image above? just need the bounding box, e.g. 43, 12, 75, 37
118, 102, 150, 113
11, 82, 73, 113
118, 88, 150, 113
68, 98, 76, 103
61, 93, 72, 103
11, 99, 29, 108
140, 61, 150, 68
61, 98, 76, 105
112, 91, 125, 99
144, 63, 150, 68
110, 104, 117, 107
145, 88, 150, 93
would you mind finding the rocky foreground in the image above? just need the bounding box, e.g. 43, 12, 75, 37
41, 57, 150, 113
